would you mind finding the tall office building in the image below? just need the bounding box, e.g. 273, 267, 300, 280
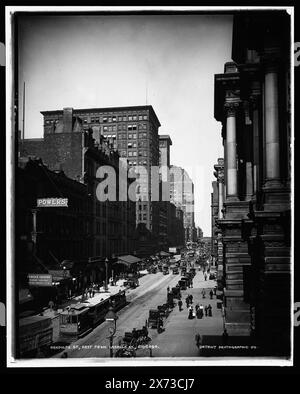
39, 105, 161, 234
170, 165, 195, 243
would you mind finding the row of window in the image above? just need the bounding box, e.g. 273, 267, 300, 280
102, 124, 148, 132
138, 213, 148, 221
120, 150, 148, 157
118, 141, 147, 148
45, 119, 59, 125
103, 114, 148, 122
117, 132, 148, 139
85, 114, 148, 123
128, 160, 148, 166
138, 204, 148, 210
45, 114, 149, 126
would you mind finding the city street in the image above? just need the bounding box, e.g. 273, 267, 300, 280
53, 270, 183, 358
52, 263, 223, 358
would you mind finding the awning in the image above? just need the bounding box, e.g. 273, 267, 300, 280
48, 269, 72, 281
114, 255, 142, 267
159, 251, 170, 257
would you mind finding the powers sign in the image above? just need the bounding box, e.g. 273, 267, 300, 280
37, 198, 68, 208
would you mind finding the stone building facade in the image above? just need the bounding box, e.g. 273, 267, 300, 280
17, 157, 92, 284
214, 11, 291, 356
210, 178, 219, 266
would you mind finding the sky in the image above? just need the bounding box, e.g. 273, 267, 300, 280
18, 13, 233, 236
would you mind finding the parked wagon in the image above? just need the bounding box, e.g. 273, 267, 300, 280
148, 309, 161, 328
157, 304, 170, 318
178, 279, 188, 290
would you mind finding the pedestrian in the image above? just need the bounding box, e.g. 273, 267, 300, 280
205, 305, 208, 316
186, 296, 190, 308
204, 273, 207, 281
199, 304, 204, 319
222, 329, 229, 345
132, 328, 138, 339
195, 303, 199, 313
178, 299, 183, 311
208, 304, 212, 317
188, 306, 194, 319
189, 294, 193, 304
202, 289, 206, 299
142, 325, 149, 338
195, 333, 202, 349
157, 318, 164, 334
210, 289, 214, 299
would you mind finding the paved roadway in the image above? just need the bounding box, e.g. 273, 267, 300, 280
53, 270, 184, 358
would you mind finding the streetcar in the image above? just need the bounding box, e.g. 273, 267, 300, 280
59, 290, 127, 337
86, 290, 126, 328
59, 304, 91, 339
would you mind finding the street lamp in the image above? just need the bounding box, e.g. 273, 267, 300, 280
105, 306, 118, 358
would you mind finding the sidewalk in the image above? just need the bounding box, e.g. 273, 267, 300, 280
151, 271, 224, 357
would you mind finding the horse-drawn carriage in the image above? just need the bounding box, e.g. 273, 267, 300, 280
115, 326, 151, 358
171, 286, 181, 299
157, 303, 170, 318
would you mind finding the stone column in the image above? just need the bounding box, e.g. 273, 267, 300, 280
218, 180, 224, 219
251, 97, 260, 195
244, 102, 254, 200
225, 104, 239, 201
221, 126, 227, 200
264, 59, 281, 188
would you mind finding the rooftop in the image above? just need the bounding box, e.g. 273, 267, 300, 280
159, 134, 173, 145
41, 105, 161, 127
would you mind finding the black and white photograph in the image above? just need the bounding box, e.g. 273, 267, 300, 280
5, 6, 294, 367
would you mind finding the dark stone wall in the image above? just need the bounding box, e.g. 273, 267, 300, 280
20, 133, 83, 182
43, 133, 83, 181
20, 139, 44, 159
